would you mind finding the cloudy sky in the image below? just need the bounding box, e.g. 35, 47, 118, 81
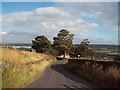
1, 2, 118, 44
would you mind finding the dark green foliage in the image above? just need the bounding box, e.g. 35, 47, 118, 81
17, 47, 31, 52
52, 29, 74, 58
114, 55, 120, 61
49, 49, 58, 56
69, 39, 93, 58
69, 46, 78, 58
32, 36, 51, 53
78, 39, 92, 57
118, 45, 120, 54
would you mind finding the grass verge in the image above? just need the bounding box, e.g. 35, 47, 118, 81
1, 46, 56, 88
65, 59, 120, 88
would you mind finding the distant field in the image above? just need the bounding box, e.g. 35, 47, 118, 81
1, 46, 56, 88
73, 44, 119, 59
9, 45, 32, 52
91, 46, 118, 59
93, 47, 118, 54
12, 46, 31, 49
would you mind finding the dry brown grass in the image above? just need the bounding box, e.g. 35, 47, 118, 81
1, 46, 56, 88
65, 59, 120, 88
2, 46, 46, 64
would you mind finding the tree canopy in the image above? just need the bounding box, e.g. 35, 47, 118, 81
52, 29, 74, 58
31, 30, 93, 58
32, 36, 51, 53
78, 39, 92, 57
69, 39, 92, 58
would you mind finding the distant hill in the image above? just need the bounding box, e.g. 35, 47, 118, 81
74, 44, 118, 50
1, 43, 119, 51
89, 44, 118, 50
2, 43, 32, 46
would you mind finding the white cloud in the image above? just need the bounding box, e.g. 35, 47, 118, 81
3, 6, 98, 29
57, 2, 118, 26
3, 11, 34, 26
2, 6, 99, 43
3, 2, 117, 44
35, 7, 72, 18
0, 32, 7, 35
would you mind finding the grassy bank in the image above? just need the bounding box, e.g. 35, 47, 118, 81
1, 46, 56, 88
65, 59, 120, 88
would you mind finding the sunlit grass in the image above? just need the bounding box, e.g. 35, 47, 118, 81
2, 46, 46, 64
1, 46, 56, 88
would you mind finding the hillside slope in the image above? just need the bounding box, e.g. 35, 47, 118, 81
1, 46, 56, 88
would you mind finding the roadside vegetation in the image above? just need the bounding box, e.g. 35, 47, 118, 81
2, 46, 56, 88
65, 59, 120, 88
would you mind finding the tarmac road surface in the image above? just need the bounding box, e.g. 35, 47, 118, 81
26, 60, 97, 89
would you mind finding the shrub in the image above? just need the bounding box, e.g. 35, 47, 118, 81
114, 55, 120, 61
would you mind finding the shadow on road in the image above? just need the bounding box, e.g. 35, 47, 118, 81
51, 63, 98, 88
51, 64, 90, 86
